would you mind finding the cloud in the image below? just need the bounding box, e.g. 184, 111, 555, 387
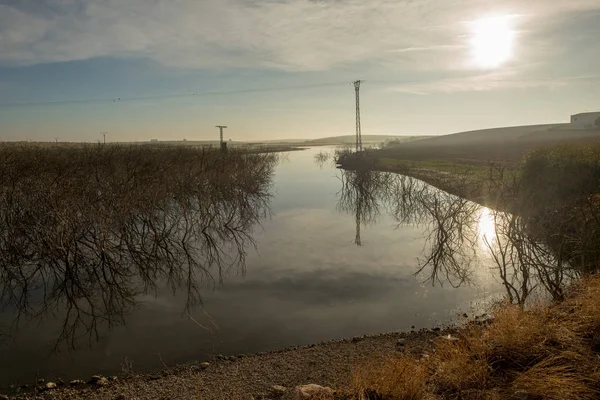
0, 0, 599, 71
390, 72, 600, 94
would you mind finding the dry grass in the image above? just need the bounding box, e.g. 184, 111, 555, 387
430, 337, 490, 394
345, 277, 600, 399
350, 356, 428, 400
511, 354, 598, 400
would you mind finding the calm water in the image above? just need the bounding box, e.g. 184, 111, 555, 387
0, 147, 504, 387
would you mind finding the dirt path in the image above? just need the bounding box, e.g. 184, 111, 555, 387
8, 329, 450, 400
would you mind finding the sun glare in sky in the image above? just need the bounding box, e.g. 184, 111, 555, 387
471, 15, 516, 68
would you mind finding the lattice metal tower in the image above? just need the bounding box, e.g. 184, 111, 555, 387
353, 80, 363, 152
215, 125, 227, 144
215, 125, 228, 152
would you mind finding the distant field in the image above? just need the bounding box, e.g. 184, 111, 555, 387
122, 135, 434, 147
301, 135, 434, 146
376, 124, 600, 164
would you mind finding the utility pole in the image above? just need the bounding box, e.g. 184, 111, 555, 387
215, 125, 228, 152
101, 132, 107, 144
353, 80, 363, 152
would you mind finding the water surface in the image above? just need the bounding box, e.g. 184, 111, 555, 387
0, 147, 504, 387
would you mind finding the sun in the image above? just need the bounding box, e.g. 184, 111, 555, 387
470, 16, 515, 68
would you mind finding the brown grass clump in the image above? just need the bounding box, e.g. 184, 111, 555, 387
350, 356, 428, 400
477, 303, 584, 370
563, 276, 600, 348
346, 278, 600, 399
510, 354, 598, 400
430, 337, 490, 394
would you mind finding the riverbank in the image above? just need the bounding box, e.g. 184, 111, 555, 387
4, 327, 463, 400
8, 276, 600, 399
337, 153, 499, 210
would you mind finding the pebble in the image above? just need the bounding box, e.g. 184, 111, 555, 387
396, 338, 406, 350
45, 382, 57, 390
200, 362, 210, 370
442, 334, 460, 342
268, 385, 287, 397
89, 376, 109, 386
70, 379, 85, 387
293, 384, 334, 400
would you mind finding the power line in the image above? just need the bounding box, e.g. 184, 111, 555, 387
0, 81, 350, 108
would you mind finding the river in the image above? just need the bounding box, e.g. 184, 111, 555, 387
0, 146, 505, 388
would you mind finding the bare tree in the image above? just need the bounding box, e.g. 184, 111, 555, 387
0, 143, 277, 350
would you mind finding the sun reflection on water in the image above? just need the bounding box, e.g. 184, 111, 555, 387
478, 207, 497, 246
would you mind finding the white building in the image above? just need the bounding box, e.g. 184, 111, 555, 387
570, 112, 600, 130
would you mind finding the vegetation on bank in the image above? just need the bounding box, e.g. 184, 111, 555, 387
347, 277, 600, 400
0, 143, 278, 350
334, 142, 600, 399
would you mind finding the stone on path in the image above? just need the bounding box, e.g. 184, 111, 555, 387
292, 384, 334, 400
442, 334, 460, 342
268, 385, 287, 398
396, 338, 406, 350
98, 377, 109, 386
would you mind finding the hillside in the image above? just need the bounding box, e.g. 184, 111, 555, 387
302, 135, 434, 146
377, 124, 600, 164
130, 135, 433, 147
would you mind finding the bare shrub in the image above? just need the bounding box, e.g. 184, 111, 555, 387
0, 143, 277, 349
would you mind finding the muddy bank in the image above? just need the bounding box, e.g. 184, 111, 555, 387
4, 327, 469, 400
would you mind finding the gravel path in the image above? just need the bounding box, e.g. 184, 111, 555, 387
6, 329, 449, 400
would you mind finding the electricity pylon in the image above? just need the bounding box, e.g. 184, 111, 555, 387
215, 126, 227, 144
353, 80, 363, 152
215, 125, 228, 152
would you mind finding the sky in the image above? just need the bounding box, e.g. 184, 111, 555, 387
0, 0, 599, 142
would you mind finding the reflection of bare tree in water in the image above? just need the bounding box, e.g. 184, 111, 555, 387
0, 144, 277, 350
336, 166, 392, 245
480, 166, 580, 304
336, 161, 576, 302
314, 151, 331, 170
336, 166, 478, 285
384, 174, 480, 287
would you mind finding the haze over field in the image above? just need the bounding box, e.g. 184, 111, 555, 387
1, 0, 600, 142
379, 124, 600, 163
